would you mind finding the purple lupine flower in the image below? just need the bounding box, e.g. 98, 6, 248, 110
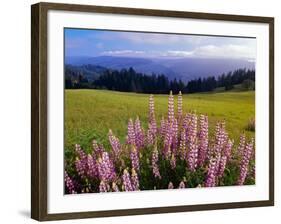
182, 112, 191, 137
190, 113, 198, 138
214, 121, 227, 155
103, 151, 116, 180
187, 113, 198, 171
148, 95, 157, 137
171, 118, 178, 154
168, 91, 174, 123
147, 128, 154, 146
149, 95, 155, 124
170, 153, 176, 169
205, 157, 217, 187
182, 113, 192, 132
148, 121, 157, 143
205, 122, 226, 174
177, 91, 183, 119
108, 129, 121, 157
211, 122, 228, 176
237, 139, 254, 185
87, 154, 98, 178
97, 152, 116, 182
92, 140, 105, 156
122, 169, 133, 191
217, 138, 234, 177
65, 171, 76, 194
75, 144, 87, 160
112, 182, 119, 192
97, 157, 106, 181
217, 155, 227, 178
135, 117, 145, 149
131, 168, 140, 191
186, 114, 198, 171
237, 134, 246, 157
159, 116, 167, 139
178, 181, 185, 189
224, 139, 234, 160
163, 122, 173, 159
147, 96, 157, 146
179, 128, 187, 160
198, 115, 209, 166
164, 92, 177, 158
152, 146, 161, 179
187, 136, 198, 172
130, 146, 140, 171
75, 158, 86, 177
92, 140, 99, 153
147, 95, 157, 145
182, 113, 191, 149
99, 180, 109, 193
168, 182, 174, 189
75, 144, 87, 176
127, 118, 136, 146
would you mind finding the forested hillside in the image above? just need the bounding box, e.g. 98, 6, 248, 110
65, 65, 255, 93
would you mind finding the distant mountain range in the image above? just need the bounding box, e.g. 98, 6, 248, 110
65, 56, 255, 82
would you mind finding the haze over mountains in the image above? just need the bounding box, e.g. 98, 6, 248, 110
65, 56, 255, 82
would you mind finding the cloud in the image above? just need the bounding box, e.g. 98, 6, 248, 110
167, 44, 255, 59
167, 44, 256, 59
192, 44, 255, 59
111, 32, 255, 48
163, 50, 194, 57
100, 44, 255, 60
101, 50, 145, 56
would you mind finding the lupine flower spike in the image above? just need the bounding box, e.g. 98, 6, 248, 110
168, 91, 174, 122
237, 134, 246, 157
179, 128, 187, 160
112, 182, 119, 192
87, 154, 98, 178
108, 129, 121, 157
160, 116, 167, 138
168, 182, 174, 189
130, 146, 140, 171
97, 152, 116, 182
131, 168, 140, 191
198, 115, 208, 166
99, 180, 109, 193
127, 119, 136, 146
205, 157, 217, 187
237, 138, 254, 185
177, 91, 183, 120
135, 117, 145, 149
122, 169, 133, 191
187, 113, 198, 171
148, 95, 157, 135
178, 181, 185, 189
65, 171, 76, 194
152, 145, 161, 179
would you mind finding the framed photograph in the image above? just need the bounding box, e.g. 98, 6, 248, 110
31, 2, 274, 221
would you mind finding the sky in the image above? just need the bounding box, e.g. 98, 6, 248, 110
65, 28, 256, 61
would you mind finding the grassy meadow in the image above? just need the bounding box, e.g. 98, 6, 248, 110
65, 89, 255, 157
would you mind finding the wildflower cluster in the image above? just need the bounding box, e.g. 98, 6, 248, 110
65, 92, 255, 194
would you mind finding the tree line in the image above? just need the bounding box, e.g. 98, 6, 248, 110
65, 66, 255, 93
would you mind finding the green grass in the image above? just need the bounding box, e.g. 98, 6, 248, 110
65, 89, 255, 155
